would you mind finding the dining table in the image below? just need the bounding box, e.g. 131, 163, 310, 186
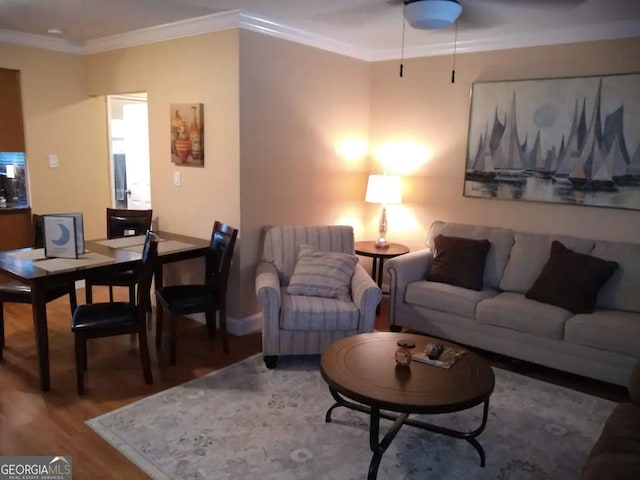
0, 231, 211, 391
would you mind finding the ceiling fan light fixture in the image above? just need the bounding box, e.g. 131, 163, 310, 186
404, 0, 462, 30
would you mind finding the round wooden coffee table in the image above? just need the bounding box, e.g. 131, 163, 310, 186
320, 332, 495, 480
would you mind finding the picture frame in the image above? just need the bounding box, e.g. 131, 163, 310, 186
170, 103, 204, 167
43, 213, 85, 258
464, 72, 640, 210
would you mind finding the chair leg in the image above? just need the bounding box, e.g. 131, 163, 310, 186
128, 285, 136, 306
68, 282, 78, 315
138, 329, 153, 385
108, 286, 114, 303
219, 307, 229, 354
85, 282, 93, 304
82, 340, 88, 371
205, 310, 216, 338
155, 304, 164, 349
75, 334, 87, 395
169, 312, 177, 366
0, 303, 5, 360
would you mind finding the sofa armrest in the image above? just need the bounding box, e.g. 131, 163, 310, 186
351, 264, 382, 333
385, 249, 434, 326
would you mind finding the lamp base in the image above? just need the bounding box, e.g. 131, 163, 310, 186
375, 238, 391, 249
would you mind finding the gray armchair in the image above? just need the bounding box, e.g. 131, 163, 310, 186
256, 225, 382, 368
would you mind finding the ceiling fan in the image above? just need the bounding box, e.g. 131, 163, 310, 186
393, 0, 587, 30
402, 0, 463, 30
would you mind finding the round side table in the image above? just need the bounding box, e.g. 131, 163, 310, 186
354, 241, 409, 291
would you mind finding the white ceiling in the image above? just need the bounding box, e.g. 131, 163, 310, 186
0, 0, 638, 60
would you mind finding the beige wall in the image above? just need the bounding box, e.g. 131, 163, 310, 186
86, 31, 242, 313
0, 44, 109, 239
370, 37, 640, 253
237, 30, 371, 317
4, 32, 639, 322
86, 31, 241, 239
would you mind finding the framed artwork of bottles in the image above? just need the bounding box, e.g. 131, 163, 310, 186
170, 103, 204, 167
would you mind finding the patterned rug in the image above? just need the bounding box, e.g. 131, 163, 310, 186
87, 354, 613, 480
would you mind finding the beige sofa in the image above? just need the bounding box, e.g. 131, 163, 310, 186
385, 221, 640, 386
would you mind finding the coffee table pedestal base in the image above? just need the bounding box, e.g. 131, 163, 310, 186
325, 388, 490, 480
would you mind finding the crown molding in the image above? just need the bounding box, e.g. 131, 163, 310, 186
0, 28, 83, 54
369, 18, 640, 61
0, 10, 638, 62
238, 12, 374, 61
83, 10, 240, 54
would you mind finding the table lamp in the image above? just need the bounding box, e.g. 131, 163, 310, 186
365, 174, 402, 248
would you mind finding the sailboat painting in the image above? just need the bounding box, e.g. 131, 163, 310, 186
464, 73, 640, 210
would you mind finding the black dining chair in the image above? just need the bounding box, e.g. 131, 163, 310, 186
85, 208, 152, 304
155, 221, 238, 365
71, 230, 158, 395
0, 214, 77, 360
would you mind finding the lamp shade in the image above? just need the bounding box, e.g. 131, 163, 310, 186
405, 0, 462, 30
365, 175, 402, 205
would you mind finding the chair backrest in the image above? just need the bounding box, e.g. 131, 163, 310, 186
205, 221, 238, 293
32, 214, 44, 248
106, 208, 152, 239
262, 225, 355, 284
136, 230, 159, 313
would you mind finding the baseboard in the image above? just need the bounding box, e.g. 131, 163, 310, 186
186, 312, 263, 336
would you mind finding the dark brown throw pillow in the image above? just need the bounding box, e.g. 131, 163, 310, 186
426, 234, 491, 291
525, 240, 619, 314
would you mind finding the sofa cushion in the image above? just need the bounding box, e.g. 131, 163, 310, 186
476, 292, 572, 340
591, 240, 640, 313
427, 221, 514, 289
564, 310, 640, 358
287, 244, 357, 302
426, 234, 491, 291
405, 280, 497, 319
280, 293, 359, 331
525, 241, 619, 314
500, 232, 594, 293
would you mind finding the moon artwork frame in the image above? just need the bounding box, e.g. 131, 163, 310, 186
464, 72, 640, 211
43, 214, 84, 259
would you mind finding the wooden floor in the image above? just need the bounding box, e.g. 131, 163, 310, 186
0, 290, 627, 479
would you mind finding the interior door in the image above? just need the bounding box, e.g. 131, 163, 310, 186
108, 94, 151, 210
122, 102, 151, 210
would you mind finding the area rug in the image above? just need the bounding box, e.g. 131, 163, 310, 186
87, 354, 614, 480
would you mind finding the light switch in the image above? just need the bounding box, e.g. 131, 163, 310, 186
173, 171, 181, 187
48, 154, 59, 168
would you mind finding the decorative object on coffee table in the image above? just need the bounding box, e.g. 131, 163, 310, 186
395, 338, 416, 366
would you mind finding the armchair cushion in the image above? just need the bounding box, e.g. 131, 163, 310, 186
287, 245, 357, 301
280, 294, 359, 331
